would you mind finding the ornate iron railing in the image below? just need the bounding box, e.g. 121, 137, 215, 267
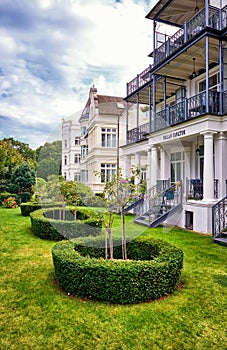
134, 181, 182, 227
212, 196, 227, 240
127, 90, 222, 143
127, 122, 150, 143
127, 5, 227, 96
186, 178, 219, 200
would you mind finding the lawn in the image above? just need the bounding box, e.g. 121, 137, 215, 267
0, 207, 226, 350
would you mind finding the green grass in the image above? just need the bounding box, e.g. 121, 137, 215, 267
0, 207, 226, 350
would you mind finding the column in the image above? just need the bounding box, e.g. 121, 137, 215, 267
150, 146, 159, 187
123, 155, 131, 179
202, 131, 216, 201
160, 148, 170, 180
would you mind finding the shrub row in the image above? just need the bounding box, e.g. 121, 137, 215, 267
30, 207, 103, 241
52, 236, 183, 304
20, 202, 62, 216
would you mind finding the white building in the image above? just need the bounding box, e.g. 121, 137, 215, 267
62, 118, 81, 181
121, 0, 227, 243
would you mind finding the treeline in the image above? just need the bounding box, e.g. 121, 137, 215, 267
0, 137, 62, 193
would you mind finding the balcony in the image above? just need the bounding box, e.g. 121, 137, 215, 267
186, 178, 219, 200
127, 90, 221, 143
127, 4, 227, 97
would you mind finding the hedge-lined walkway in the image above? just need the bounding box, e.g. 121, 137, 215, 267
0, 207, 227, 350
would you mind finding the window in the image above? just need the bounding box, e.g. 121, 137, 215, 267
81, 145, 88, 159
75, 136, 80, 145
64, 155, 67, 165
74, 172, 81, 181
64, 140, 67, 148
74, 153, 80, 164
101, 128, 116, 147
199, 74, 219, 92
81, 126, 86, 136
64, 172, 67, 180
101, 163, 116, 183
170, 151, 185, 182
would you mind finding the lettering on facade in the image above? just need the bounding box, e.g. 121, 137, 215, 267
163, 130, 186, 140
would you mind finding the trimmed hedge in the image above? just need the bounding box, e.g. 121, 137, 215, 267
20, 202, 62, 216
30, 207, 103, 241
21, 202, 42, 216
52, 236, 183, 304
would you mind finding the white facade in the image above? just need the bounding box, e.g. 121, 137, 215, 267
122, 0, 227, 235
62, 118, 81, 181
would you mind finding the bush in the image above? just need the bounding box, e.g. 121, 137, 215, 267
52, 236, 183, 304
20, 202, 62, 216
2, 196, 18, 208
20, 203, 42, 216
0, 192, 20, 206
30, 207, 103, 241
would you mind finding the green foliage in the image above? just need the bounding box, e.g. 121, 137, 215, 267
0, 192, 20, 205
1, 208, 227, 349
0, 138, 36, 181
30, 207, 103, 241
20, 202, 42, 216
1, 196, 18, 208
36, 141, 62, 180
11, 162, 36, 193
52, 236, 183, 304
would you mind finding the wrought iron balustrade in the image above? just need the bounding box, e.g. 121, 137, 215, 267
127, 5, 226, 96
186, 178, 219, 200
212, 196, 227, 241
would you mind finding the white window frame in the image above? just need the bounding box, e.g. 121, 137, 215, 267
101, 163, 116, 183
101, 128, 116, 148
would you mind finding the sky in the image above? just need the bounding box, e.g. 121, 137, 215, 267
0, 0, 157, 149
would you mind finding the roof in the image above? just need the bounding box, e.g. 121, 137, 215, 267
97, 95, 126, 115
146, 0, 204, 27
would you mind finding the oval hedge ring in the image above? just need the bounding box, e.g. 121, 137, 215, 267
52, 236, 183, 304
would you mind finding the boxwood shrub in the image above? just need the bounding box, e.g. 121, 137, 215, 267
30, 207, 103, 241
20, 202, 62, 216
52, 236, 183, 304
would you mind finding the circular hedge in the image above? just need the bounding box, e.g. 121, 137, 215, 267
30, 207, 103, 241
52, 236, 184, 304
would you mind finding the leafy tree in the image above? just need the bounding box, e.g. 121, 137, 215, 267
2, 137, 36, 166
0, 140, 23, 180
11, 162, 36, 193
36, 141, 62, 180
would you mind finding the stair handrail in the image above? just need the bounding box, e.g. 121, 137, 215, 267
212, 196, 227, 240
134, 181, 182, 226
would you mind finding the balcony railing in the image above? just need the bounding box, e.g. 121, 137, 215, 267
127, 4, 227, 96
127, 90, 222, 143
186, 178, 219, 200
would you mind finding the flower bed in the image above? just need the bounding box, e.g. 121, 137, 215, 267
30, 207, 103, 241
52, 236, 183, 304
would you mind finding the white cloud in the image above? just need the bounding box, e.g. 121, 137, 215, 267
0, 0, 155, 148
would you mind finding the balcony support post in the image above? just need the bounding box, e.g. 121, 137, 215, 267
205, 0, 209, 27
149, 85, 152, 133
219, 39, 223, 114
153, 75, 156, 131
184, 22, 187, 42
126, 101, 129, 144
205, 36, 209, 113
136, 93, 139, 142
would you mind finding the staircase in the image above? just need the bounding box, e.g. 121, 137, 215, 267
212, 197, 227, 246
134, 181, 182, 228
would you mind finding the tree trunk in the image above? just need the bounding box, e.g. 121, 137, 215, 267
121, 206, 127, 260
